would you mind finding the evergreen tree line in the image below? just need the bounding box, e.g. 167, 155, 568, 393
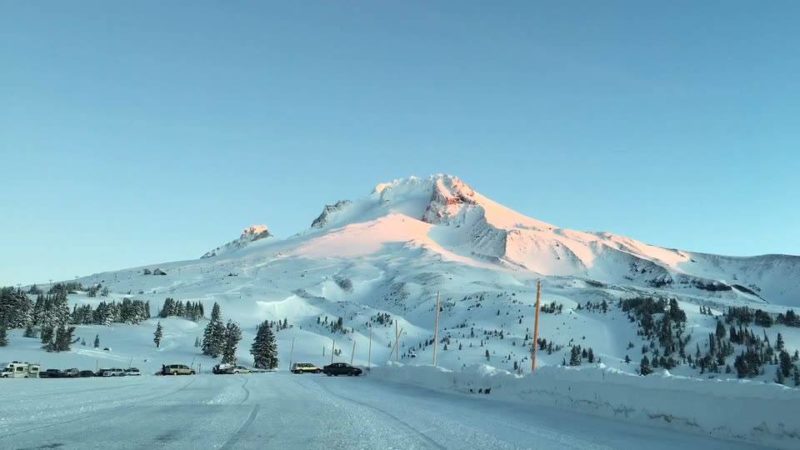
723, 306, 800, 329
576, 300, 609, 313
0, 287, 33, 329
369, 312, 393, 326
200, 303, 279, 369
725, 306, 775, 328
617, 297, 692, 375
540, 302, 564, 314
47, 282, 84, 296
70, 299, 151, 326
201, 302, 243, 364
317, 316, 346, 334
159, 298, 204, 321
0, 286, 83, 352
85, 284, 110, 298
566, 345, 597, 366
264, 318, 289, 331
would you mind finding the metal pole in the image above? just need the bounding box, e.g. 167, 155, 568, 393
350, 340, 356, 365
432, 291, 441, 366
289, 337, 295, 371
531, 280, 542, 373
395, 321, 400, 362
367, 326, 372, 370
388, 328, 404, 363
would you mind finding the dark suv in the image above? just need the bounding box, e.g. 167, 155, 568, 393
41, 369, 63, 378
322, 363, 362, 376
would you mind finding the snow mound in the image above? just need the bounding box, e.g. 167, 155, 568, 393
371, 363, 800, 449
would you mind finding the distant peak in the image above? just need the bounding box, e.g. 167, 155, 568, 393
373, 174, 469, 196
240, 225, 270, 240
201, 224, 271, 259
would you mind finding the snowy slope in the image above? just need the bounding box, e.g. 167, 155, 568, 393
5, 174, 800, 384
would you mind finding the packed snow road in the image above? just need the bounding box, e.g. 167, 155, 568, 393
0, 373, 767, 450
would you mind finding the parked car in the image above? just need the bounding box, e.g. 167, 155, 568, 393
62, 368, 80, 378
322, 363, 362, 377
291, 363, 322, 374
99, 368, 125, 377
41, 369, 63, 378
213, 363, 234, 375
232, 366, 251, 374
124, 368, 141, 376
79, 370, 95, 377
162, 364, 194, 375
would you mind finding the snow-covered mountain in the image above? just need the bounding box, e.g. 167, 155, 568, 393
219, 174, 799, 307
12, 174, 800, 382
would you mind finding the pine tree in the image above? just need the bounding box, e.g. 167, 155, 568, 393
251, 321, 278, 370
94, 334, 100, 348
640, 356, 653, 376
775, 367, 785, 385
194, 336, 201, 348
779, 350, 792, 378
41, 325, 54, 346
0, 326, 7, 346
154, 322, 163, 348
52, 324, 75, 352
221, 320, 242, 365
202, 303, 226, 357
569, 346, 582, 366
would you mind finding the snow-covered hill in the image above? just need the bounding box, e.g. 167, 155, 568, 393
6, 175, 800, 384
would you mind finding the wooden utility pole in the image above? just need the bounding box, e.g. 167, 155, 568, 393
367, 326, 372, 371
350, 340, 356, 365
331, 339, 335, 364
432, 291, 441, 366
531, 280, 542, 373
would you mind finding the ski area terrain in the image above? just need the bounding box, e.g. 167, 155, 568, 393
2, 174, 800, 448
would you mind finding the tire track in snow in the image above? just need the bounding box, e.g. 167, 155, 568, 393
238, 376, 251, 404
7, 380, 149, 401
219, 404, 260, 450
0, 377, 198, 439
310, 378, 446, 450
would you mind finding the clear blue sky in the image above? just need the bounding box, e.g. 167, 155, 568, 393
2, 1, 799, 286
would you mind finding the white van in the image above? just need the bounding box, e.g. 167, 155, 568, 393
1, 362, 40, 378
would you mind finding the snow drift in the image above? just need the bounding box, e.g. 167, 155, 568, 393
371, 363, 800, 449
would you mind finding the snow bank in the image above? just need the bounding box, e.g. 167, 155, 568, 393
370, 363, 800, 449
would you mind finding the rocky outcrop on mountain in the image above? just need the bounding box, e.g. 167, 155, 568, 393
311, 200, 352, 229
201, 225, 271, 258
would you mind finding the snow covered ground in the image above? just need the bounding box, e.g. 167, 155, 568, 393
0, 373, 772, 450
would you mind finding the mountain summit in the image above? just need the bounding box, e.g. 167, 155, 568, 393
201, 174, 799, 306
